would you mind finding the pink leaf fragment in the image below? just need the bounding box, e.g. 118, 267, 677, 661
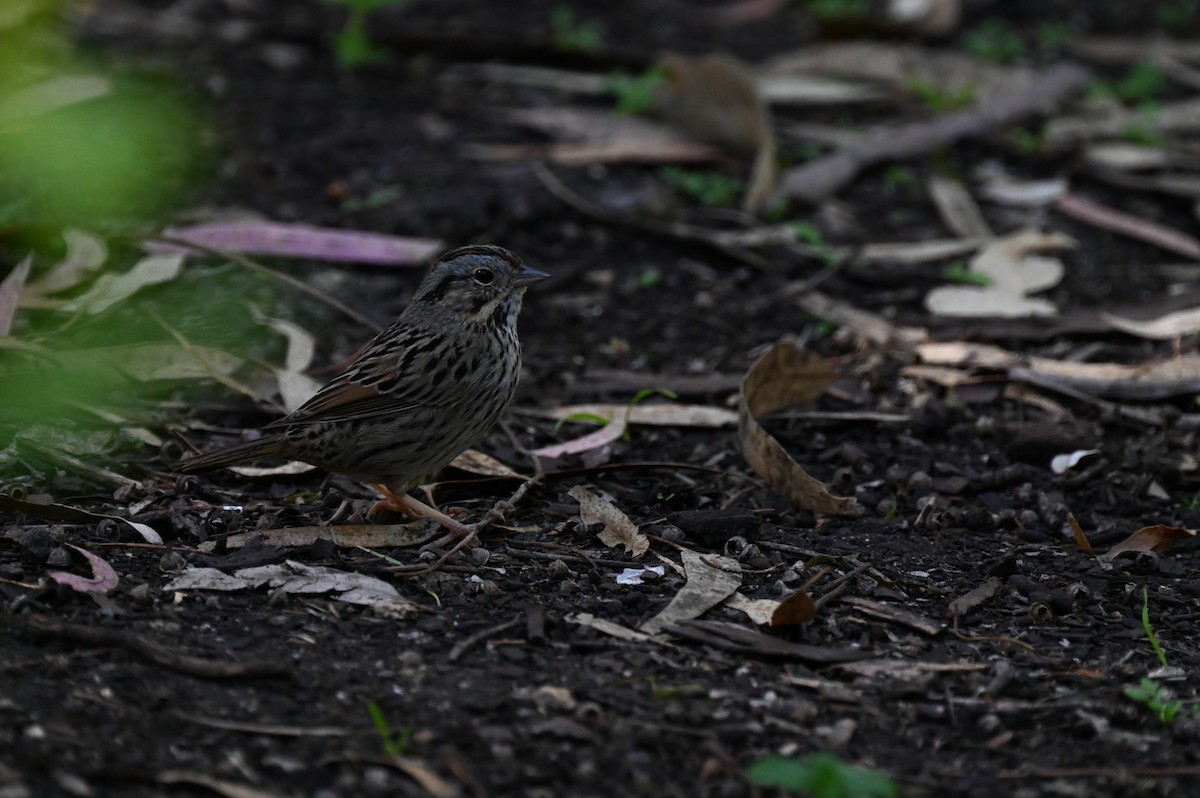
531, 416, 627, 459
49, 544, 120, 594
152, 221, 443, 266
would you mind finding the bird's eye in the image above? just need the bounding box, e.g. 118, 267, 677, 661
473, 267, 496, 285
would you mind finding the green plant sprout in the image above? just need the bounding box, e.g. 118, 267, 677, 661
637, 267, 663, 289
660, 166, 745, 207
327, 0, 405, 68
1141, 587, 1169, 668
808, 0, 872, 18
962, 19, 1025, 63
791, 221, 839, 268
366, 701, 414, 757
747, 753, 897, 798
941, 263, 991, 287
1122, 589, 1188, 725
908, 78, 976, 112
550, 7, 604, 53
1158, 0, 1200, 28
608, 67, 666, 116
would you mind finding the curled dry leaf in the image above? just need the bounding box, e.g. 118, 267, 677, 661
26, 229, 107, 296
568, 485, 648, 558
738, 340, 859, 516
1102, 524, 1197, 560
1068, 512, 1096, 557
925, 229, 1073, 318
770, 589, 818, 627
1102, 306, 1200, 340
254, 311, 321, 412
1050, 449, 1101, 475
49, 543, 120, 595
0, 494, 163, 545
641, 550, 742, 635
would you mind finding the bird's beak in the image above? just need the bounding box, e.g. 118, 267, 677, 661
514, 264, 551, 287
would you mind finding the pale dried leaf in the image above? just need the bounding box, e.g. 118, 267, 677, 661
154, 221, 442, 266
531, 417, 627, 459
0, 255, 31, 336
1050, 449, 1102, 475
27, 229, 107, 295
794, 291, 927, 346
448, 449, 527, 479
1084, 142, 1176, 171
723, 591, 781, 624
569, 485, 648, 558
1103, 306, 1200, 340
530, 403, 737, 428
65, 254, 184, 315
228, 461, 317, 478
0, 74, 112, 121
0, 494, 163, 544
197, 523, 441, 552
165, 560, 407, 607
925, 229, 1071, 318
568, 613, 658, 643
738, 340, 859, 515
493, 107, 721, 164
976, 171, 1068, 207
641, 550, 743, 634
48, 544, 120, 594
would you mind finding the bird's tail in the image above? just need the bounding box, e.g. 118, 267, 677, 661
178, 435, 293, 473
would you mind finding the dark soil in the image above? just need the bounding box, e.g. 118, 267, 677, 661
4, 1, 1200, 797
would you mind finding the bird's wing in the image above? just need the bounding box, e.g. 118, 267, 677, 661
268, 322, 474, 427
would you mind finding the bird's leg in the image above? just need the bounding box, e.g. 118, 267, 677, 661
369, 483, 474, 540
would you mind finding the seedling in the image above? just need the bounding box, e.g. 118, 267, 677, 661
366, 701, 414, 757
791, 221, 838, 268
908, 78, 976, 112
941, 262, 991, 287
1008, 127, 1045, 155
550, 7, 603, 53
1158, 0, 1200, 28
962, 19, 1024, 63
608, 67, 666, 116
1035, 22, 1071, 57
1124, 678, 1184, 725
326, 0, 405, 68
747, 753, 897, 798
1123, 589, 1188, 725
1140, 587, 1169, 668
637, 267, 663, 289
808, 0, 872, 17
660, 166, 744, 208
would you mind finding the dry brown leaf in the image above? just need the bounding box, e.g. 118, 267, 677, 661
925, 229, 1072, 318
1068, 512, 1096, 557
1102, 524, 1197, 560
738, 340, 859, 516
654, 53, 778, 213
946, 576, 1002, 621
569, 485, 648, 558
770, 589, 818, 627
641, 550, 742, 634
927, 175, 993, 239
448, 449, 527, 479
794, 291, 927, 347
25, 229, 107, 296
48, 544, 120, 595
842, 597, 944, 636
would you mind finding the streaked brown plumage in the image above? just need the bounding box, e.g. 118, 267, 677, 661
180, 245, 547, 536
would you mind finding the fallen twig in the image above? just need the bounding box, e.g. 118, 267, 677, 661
4, 614, 290, 680
772, 63, 1090, 203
